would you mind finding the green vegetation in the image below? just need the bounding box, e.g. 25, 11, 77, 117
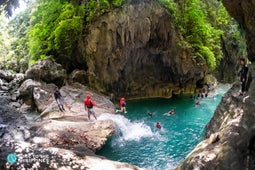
0, 0, 124, 69
27, 0, 85, 64
8, 7, 31, 72
159, 0, 232, 70
0, 0, 246, 73
28, 0, 123, 65
0, 11, 11, 69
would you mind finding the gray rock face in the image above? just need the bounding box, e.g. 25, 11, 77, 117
176, 1, 255, 169
18, 79, 41, 106
69, 69, 88, 85
177, 62, 255, 169
222, 0, 255, 62
0, 70, 14, 82
81, 0, 205, 98
25, 59, 67, 87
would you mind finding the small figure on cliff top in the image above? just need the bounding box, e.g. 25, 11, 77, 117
156, 122, 161, 129
84, 93, 97, 121
116, 97, 127, 113
54, 87, 65, 112
239, 58, 248, 96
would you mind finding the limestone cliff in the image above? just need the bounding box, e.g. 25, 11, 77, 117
177, 81, 255, 170
222, 0, 255, 62
80, 0, 205, 98
176, 1, 255, 169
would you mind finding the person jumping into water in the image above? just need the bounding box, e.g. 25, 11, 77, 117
54, 87, 65, 112
84, 93, 97, 121
116, 97, 127, 113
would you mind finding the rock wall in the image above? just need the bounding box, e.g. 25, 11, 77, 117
222, 0, 255, 62
80, 0, 205, 98
177, 1, 255, 169
176, 82, 255, 170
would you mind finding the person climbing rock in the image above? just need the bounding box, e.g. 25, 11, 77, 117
239, 58, 248, 96
156, 122, 161, 129
84, 93, 97, 121
54, 87, 65, 112
116, 97, 127, 113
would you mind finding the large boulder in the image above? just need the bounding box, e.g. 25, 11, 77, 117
35, 119, 115, 151
69, 69, 88, 85
25, 59, 67, 87
33, 83, 57, 113
0, 70, 14, 82
18, 79, 41, 106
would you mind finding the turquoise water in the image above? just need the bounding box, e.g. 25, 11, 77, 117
97, 85, 230, 170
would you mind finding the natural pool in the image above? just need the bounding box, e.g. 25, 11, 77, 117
97, 84, 231, 170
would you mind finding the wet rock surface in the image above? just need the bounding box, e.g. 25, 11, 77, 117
0, 68, 143, 170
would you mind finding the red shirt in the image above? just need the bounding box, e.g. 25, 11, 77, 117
120, 100, 126, 107
84, 99, 96, 108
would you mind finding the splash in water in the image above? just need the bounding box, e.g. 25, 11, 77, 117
97, 84, 231, 170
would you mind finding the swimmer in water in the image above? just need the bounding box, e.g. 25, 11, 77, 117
147, 112, 152, 117
168, 109, 174, 115
195, 101, 200, 107
156, 122, 161, 129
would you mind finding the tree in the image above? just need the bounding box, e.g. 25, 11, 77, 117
0, 11, 11, 69
0, 0, 20, 16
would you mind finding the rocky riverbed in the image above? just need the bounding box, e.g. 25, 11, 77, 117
0, 60, 143, 170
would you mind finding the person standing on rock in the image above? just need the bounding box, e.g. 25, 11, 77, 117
84, 93, 97, 121
239, 58, 248, 96
54, 87, 65, 112
116, 97, 127, 113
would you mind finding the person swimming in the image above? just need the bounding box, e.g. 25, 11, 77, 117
195, 101, 200, 107
156, 122, 161, 129
147, 112, 152, 117
168, 109, 174, 115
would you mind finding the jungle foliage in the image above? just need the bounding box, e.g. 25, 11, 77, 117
28, 0, 123, 65
159, 0, 245, 70
0, 0, 246, 72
